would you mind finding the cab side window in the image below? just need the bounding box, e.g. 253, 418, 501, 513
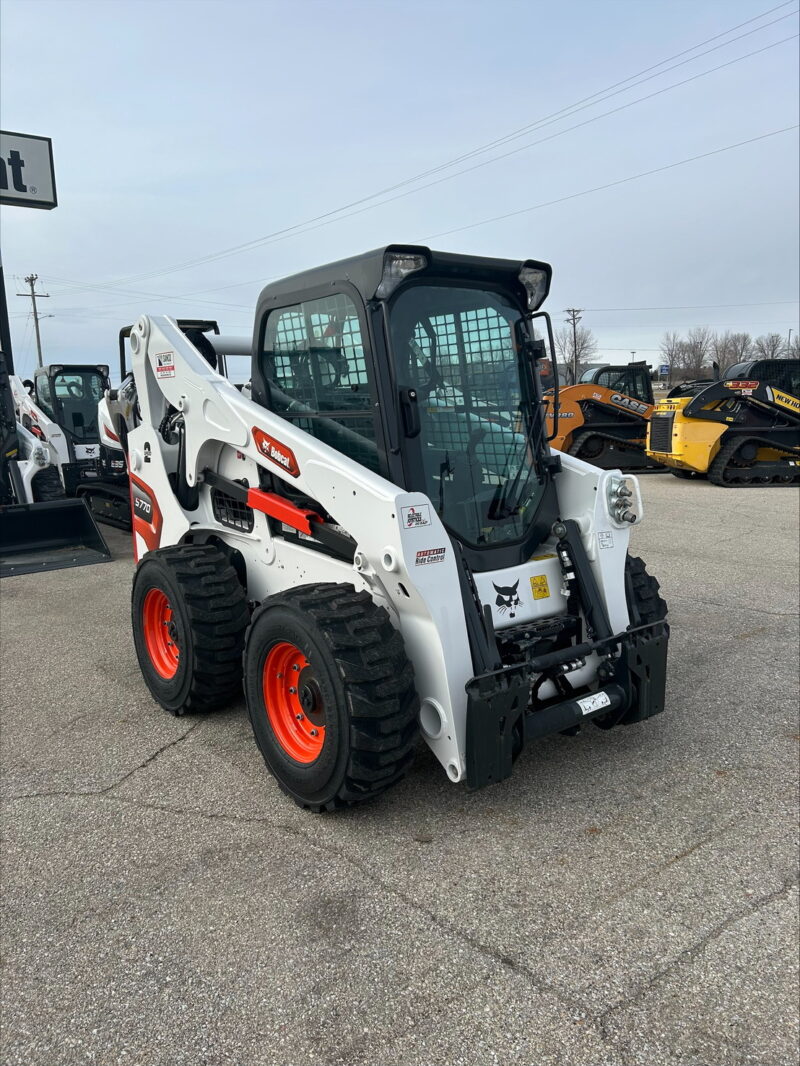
260, 293, 380, 473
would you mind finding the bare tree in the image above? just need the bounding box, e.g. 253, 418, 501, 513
711, 330, 734, 367
726, 332, 752, 362
787, 334, 800, 359
753, 332, 786, 359
554, 325, 597, 376
659, 330, 682, 381
673, 326, 713, 380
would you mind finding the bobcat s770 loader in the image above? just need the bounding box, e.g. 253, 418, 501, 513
100, 246, 668, 811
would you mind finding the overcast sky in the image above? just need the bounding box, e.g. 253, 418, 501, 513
1, 0, 798, 378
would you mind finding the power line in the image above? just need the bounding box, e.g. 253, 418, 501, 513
50, 4, 799, 297
584, 300, 799, 311
416, 124, 799, 242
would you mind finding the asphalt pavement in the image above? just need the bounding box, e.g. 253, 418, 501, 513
1, 474, 798, 1066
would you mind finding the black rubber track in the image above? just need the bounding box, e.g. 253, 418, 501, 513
625, 554, 668, 627
132, 543, 250, 714
708, 434, 800, 487
244, 583, 419, 812
31, 466, 65, 501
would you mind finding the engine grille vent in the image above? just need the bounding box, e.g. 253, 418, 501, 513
212, 488, 254, 533
649, 412, 675, 453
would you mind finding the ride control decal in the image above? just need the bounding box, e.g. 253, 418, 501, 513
251, 428, 300, 478
415, 547, 446, 567
401, 504, 431, 529
155, 351, 176, 379
577, 691, 611, 715
530, 574, 550, 600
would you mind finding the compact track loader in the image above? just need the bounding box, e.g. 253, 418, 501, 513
543, 362, 662, 471
646, 358, 800, 485
11, 363, 130, 527
102, 246, 668, 811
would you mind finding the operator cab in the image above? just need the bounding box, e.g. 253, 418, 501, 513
252, 245, 560, 571
31, 365, 109, 443
579, 362, 654, 405
723, 359, 800, 396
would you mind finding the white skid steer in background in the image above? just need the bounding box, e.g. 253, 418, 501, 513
99, 245, 668, 811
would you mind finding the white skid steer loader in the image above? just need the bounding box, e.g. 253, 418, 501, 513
99, 246, 668, 811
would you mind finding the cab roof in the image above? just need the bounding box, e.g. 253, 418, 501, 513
254, 244, 552, 317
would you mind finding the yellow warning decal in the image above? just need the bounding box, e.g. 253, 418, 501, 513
531, 553, 556, 561
530, 574, 550, 600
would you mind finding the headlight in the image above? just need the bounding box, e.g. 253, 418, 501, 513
376, 251, 427, 298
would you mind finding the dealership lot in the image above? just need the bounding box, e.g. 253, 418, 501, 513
1, 474, 798, 1066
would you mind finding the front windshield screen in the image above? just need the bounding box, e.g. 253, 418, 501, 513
389, 284, 547, 547
52, 370, 105, 442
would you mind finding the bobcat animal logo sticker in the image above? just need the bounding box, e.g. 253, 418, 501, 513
493, 579, 521, 618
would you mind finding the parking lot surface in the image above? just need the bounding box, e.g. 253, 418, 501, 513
1, 475, 798, 1066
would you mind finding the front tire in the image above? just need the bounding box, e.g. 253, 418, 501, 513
132, 544, 250, 715
244, 583, 419, 812
31, 466, 64, 501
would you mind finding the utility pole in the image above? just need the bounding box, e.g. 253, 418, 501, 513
16, 274, 50, 369
788, 328, 793, 356
564, 308, 583, 383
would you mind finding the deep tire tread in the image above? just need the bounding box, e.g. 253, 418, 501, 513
246, 583, 419, 812
133, 544, 250, 714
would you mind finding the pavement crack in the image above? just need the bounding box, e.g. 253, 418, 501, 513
72, 791, 604, 1029
3, 720, 201, 802
597, 874, 799, 1032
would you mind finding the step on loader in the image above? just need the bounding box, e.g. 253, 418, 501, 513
102, 246, 669, 811
646, 358, 800, 486
0, 352, 110, 578
544, 361, 663, 471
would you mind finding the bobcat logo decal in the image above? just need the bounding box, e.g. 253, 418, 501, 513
493, 579, 522, 618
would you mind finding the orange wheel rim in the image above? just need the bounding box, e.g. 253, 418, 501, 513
142, 588, 180, 680
263, 642, 326, 763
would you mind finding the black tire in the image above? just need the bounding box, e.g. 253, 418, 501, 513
132, 544, 250, 715
244, 583, 419, 812
31, 466, 64, 501
625, 554, 668, 627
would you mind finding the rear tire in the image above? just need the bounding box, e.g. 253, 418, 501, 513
31, 466, 64, 501
244, 583, 419, 812
132, 544, 250, 715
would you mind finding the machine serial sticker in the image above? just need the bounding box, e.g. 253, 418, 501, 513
401, 504, 431, 529
415, 547, 446, 566
155, 351, 175, 379
577, 691, 611, 715
598, 531, 614, 549
530, 574, 550, 600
